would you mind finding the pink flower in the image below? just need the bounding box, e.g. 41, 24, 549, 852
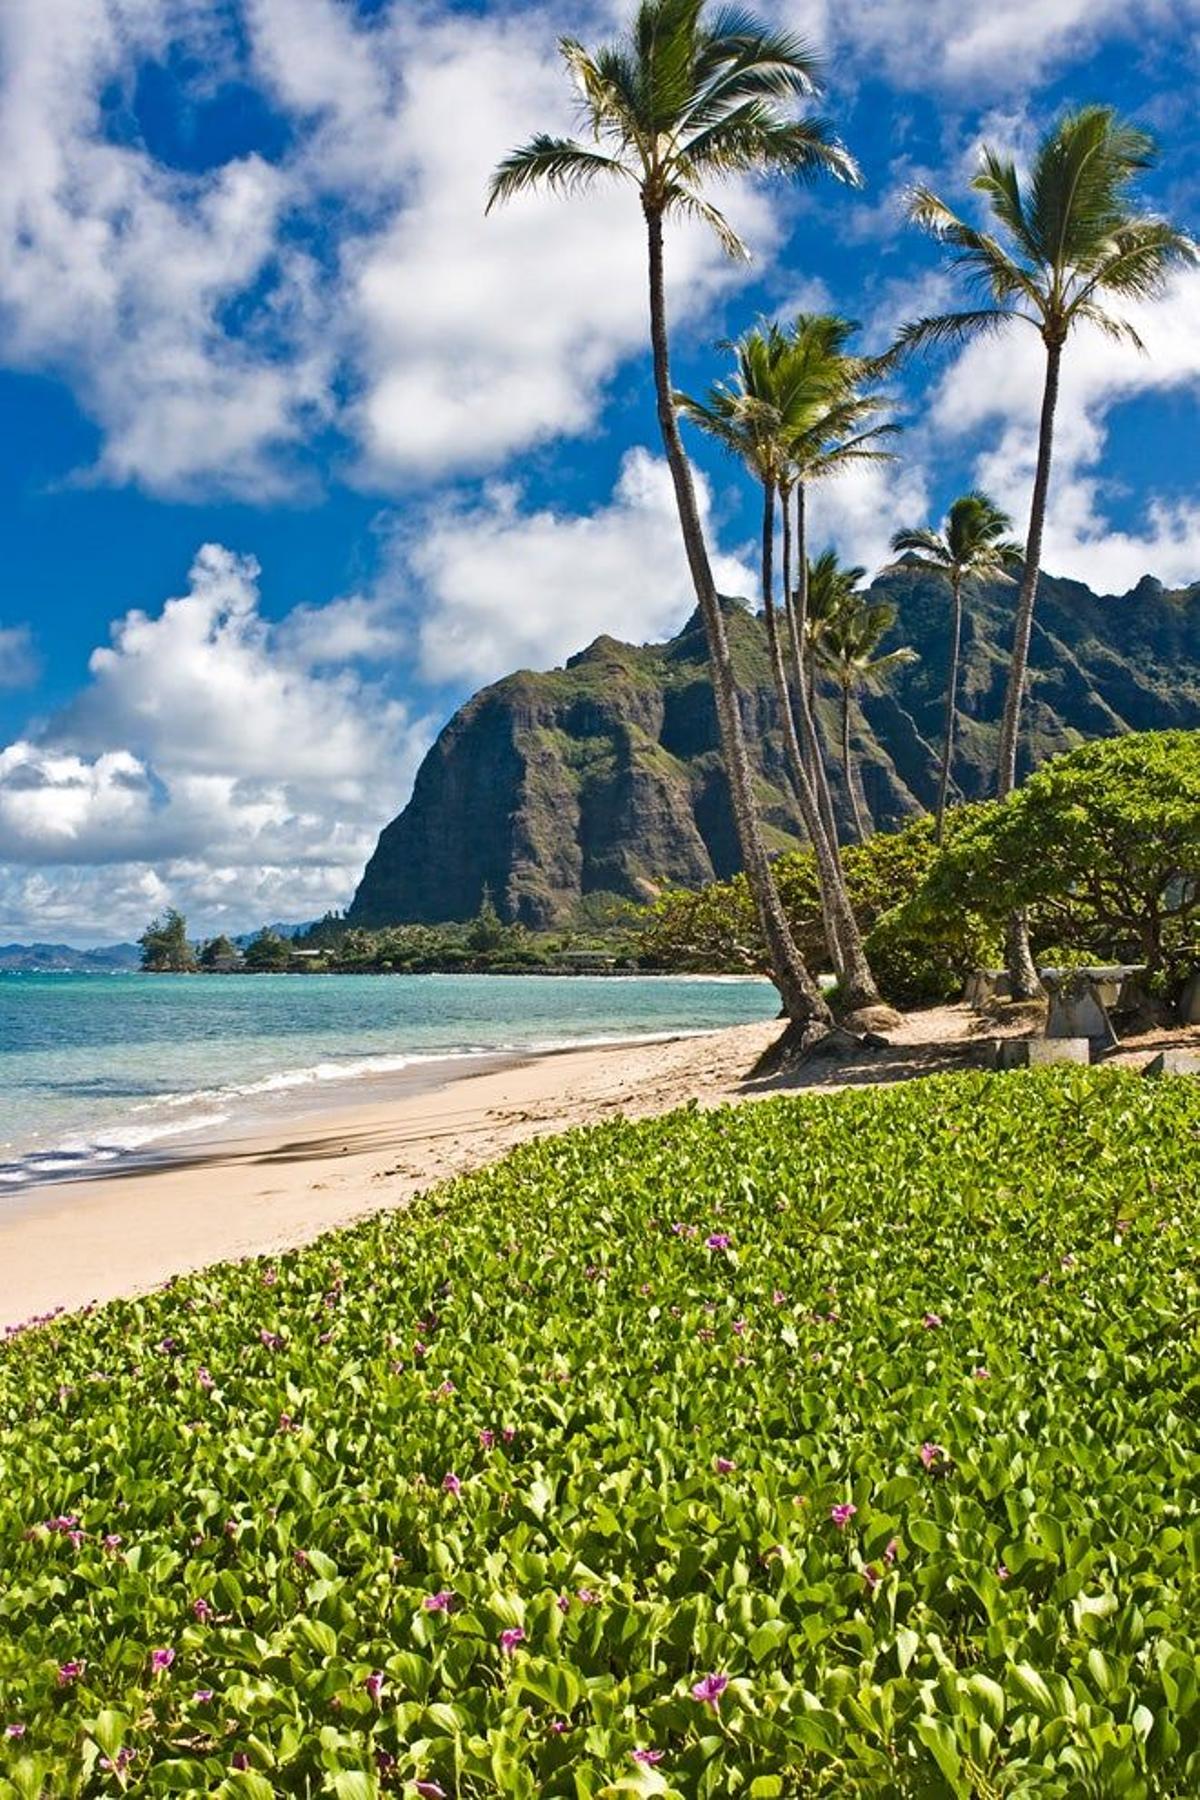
973, 1367, 990, 1380
231, 1752, 250, 1771
499, 1627, 526, 1655
919, 1442, 942, 1470
556, 1593, 570, 1613
259, 1328, 284, 1350
731, 1319, 747, 1336
830, 1504, 857, 1529
501, 1427, 516, 1444
364, 1671, 384, 1703
99, 1749, 135, 1773
705, 1233, 731, 1251
277, 1413, 295, 1434
192, 1596, 213, 1620
548, 1720, 568, 1735
772, 1289, 786, 1306
414, 1785, 446, 1799
862, 1565, 880, 1591
715, 1457, 736, 1474
441, 1472, 461, 1495
632, 1748, 665, 1765
884, 1538, 899, 1565
691, 1672, 728, 1707
103, 1533, 123, 1551
193, 1688, 214, 1704
922, 1313, 943, 1330
57, 1660, 84, 1687
150, 1647, 175, 1672
5, 1724, 26, 1739
997, 1564, 1010, 1582
423, 1590, 454, 1613
577, 1588, 598, 1605
478, 1428, 495, 1450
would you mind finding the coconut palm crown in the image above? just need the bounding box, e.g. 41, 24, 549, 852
891, 494, 1023, 842
487, 1, 859, 248
818, 599, 918, 843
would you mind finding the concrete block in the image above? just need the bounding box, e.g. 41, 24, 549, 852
992, 1037, 1091, 1070
1143, 1049, 1200, 1078
1043, 971, 1118, 1050
1178, 973, 1200, 1026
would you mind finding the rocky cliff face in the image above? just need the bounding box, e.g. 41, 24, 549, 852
350, 571, 1200, 928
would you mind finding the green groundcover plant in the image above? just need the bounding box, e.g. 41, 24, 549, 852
2, 1071, 1199, 1797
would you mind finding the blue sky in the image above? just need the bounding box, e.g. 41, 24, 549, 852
1, 0, 1198, 942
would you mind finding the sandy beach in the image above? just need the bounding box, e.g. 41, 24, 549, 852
2, 1003, 1195, 1330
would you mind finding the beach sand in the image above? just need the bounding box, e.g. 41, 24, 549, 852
2, 1003, 1194, 1328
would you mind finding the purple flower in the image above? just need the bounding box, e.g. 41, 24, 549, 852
883, 1537, 899, 1565
259, 1328, 284, 1350
922, 1312, 943, 1330
632, 1748, 665, 1765
364, 1671, 385, 1703
556, 1593, 570, 1613
5, 1724, 26, 1740
277, 1412, 296, 1434
414, 1785, 446, 1799
99, 1749, 135, 1773
997, 1564, 1010, 1582
576, 1588, 598, 1605
862, 1564, 880, 1591
231, 1752, 250, 1771
705, 1233, 731, 1251
919, 1442, 942, 1470
192, 1597, 213, 1621
423, 1590, 454, 1613
715, 1457, 736, 1474
731, 1319, 747, 1336
772, 1289, 786, 1306
973, 1366, 990, 1380
548, 1720, 568, 1735
57, 1660, 84, 1687
691, 1672, 728, 1707
102, 1533, 123, 1551
499, 1627, 526, 1655
150, 1647, 175, 1672
501, 1426, 516, 1444
193, 1688, 214, 1704
830, 1504, 857, 1529
478, 1428, 495, 1450
441, 1472, 461, 1496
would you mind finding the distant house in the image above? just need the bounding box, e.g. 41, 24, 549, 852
209, 952, 244, 972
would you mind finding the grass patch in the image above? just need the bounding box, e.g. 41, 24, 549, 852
1, 1070, 1199, 1796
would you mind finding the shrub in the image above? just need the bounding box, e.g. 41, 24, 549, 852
3, 1072, 1199, 1793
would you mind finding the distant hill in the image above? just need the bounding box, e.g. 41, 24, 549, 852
349, 566, 1200, 930
0, 941, 142, 972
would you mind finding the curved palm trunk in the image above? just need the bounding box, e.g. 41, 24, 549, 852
783, 482, 841, 853
778, 489, 882, 1007
998, 340, 1062, 999
935, 572, 964, 845
840, 685, 868, 843
645, 206, 830, 1029
764, 484, 881, 1009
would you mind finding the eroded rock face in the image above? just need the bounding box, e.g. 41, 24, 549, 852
350, 573, 1200, 928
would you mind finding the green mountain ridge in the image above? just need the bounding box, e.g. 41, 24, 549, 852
350, 567, 1200, 928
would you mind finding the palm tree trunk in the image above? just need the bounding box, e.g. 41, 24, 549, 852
998, 340, 1062, 999
841, 685, 868, 843
935, 572, 964, 845
783, 482, 841, 852
765, 484, 881, 1009
644, 205, 830, 1029
778, 489, 881, 1008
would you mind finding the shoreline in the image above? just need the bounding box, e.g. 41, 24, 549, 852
0, 1022, 782, 1328
4, 1003, 1194, 1332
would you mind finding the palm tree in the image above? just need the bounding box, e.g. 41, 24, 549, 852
488, 0, 860, 1032
676, 324, 883, 1008
818, 600, 918, 842
898, 106, 1195, 992
890, 493, 1022, 843
801, 548, 865, 814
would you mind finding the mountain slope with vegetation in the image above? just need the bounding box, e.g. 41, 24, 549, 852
350, 571, 1200, 929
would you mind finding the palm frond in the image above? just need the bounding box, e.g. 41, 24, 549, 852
661, 182, 749, 257
678, 111, 859, 187
486, 136, 633, 211
891, 307, 1025, 357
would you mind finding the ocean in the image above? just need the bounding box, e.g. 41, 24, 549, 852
0, 971, 777, 1191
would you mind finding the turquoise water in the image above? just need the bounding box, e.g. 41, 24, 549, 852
0, 973, 777, 1189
